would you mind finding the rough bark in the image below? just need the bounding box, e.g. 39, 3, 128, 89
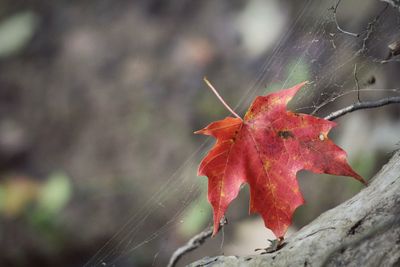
381, 0, 400, 9
188, 150, 400, 267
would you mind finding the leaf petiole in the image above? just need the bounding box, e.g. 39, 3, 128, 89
203, 77, 243, 120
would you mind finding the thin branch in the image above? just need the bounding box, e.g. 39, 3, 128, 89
324, 96, 400, 121
332, 0, 360, 37
167, 218, 227, 267
306, 87, 400, 115
356, 3, 389, 57
332, 0, 390, 62
353, 64, 361, 102
203, 77, 243, 120
374, 57, 400, 64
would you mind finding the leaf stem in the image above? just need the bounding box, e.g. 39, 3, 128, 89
203, 77, 243, 120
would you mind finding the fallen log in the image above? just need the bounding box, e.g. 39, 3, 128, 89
188, 150, 400, 267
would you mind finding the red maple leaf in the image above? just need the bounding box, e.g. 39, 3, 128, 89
195, 81, 366, 239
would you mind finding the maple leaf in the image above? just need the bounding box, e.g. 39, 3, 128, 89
195, 81, 366, 239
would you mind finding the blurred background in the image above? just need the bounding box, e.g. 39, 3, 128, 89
0, 0, 399, 266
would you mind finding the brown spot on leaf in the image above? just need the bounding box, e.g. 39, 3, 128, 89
278, 130, 294, 139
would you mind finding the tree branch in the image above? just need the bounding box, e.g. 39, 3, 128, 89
332, 0, 360, 37
332, 0, 391, 62
323, 96, 400, 121
167, 218, 227, 267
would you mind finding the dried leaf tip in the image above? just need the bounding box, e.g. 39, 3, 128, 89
203, 77, 242, 120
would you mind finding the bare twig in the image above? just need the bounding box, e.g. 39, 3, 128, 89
373, 57, 400, 64
167, 218, 227, 267
332, 0, 360, 37
356, 3, 389, 57
324, 96, 400, 121
332, 0, 391, 63
353, 64, 361, 102
306, 88, 400, 115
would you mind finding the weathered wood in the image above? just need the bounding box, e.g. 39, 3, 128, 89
381, 0, 400, 9
188, 150, 400, 267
